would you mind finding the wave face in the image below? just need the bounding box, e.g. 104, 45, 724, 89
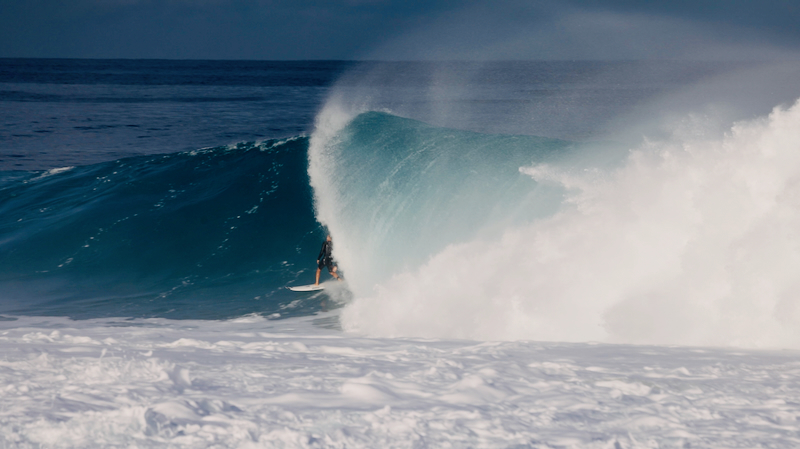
311, 101, 800, 348
310, 111, 573, 297
0, 138, 325, 319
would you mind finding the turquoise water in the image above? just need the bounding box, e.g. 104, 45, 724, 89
0, 139, 324, 318
0, 111, 571, 319
2, 59, 762, 321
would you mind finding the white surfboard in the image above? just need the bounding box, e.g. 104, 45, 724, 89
286, 284, 325, 292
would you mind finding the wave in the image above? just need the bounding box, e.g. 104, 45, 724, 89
310, 110, 577, 296
0, 138, 327, 319
311, 100, 800, 348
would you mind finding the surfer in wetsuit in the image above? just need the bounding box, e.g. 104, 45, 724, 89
315, 234, 340, 285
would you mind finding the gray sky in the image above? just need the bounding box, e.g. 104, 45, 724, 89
2, 0, 800, 60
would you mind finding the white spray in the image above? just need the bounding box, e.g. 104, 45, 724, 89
315, 97, 800, 348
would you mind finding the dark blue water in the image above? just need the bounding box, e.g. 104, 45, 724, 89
1, 59, 351, 318
0, 58, 744, 320
0, 59, 353, 171
0, 138, 325, 319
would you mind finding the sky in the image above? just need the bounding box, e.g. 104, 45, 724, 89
1, 0, 800, 60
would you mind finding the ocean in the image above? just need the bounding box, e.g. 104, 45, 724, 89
3, 58, 800, 447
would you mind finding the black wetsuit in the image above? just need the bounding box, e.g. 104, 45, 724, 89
318, 240, 334, 272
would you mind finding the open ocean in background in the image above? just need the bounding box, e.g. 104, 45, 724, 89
1, 59, 739, 171
3, 58, 800, 447
0, 59, 350, 170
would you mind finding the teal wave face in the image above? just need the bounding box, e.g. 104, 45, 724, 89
2, 111, 581, 321
311, 111, 575, 296
0, 138, 326, 319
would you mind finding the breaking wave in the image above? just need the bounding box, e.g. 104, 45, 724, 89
311, 99, 800, 348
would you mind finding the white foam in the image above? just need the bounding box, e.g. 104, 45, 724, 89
338, 99, 800, 348
26, 166, 75, 182
2, 315, 800, 447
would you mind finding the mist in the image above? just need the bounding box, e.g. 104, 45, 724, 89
306, 3, 800, 348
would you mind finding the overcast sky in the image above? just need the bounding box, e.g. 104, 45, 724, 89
2, 0, 800, 60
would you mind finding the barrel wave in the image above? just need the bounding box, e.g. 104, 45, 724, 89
0, 138, 325, 319
311, 100, 800, 348
310, 110, 575, 296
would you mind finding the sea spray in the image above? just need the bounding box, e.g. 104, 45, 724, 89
316, 100, 800, 348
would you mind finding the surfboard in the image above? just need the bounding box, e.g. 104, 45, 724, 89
286, 284, 325, 292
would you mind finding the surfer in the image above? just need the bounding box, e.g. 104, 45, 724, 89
315, 234, 340, 285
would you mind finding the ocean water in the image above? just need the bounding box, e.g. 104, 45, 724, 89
1, 59, 736, 321
3, 58, 800, 447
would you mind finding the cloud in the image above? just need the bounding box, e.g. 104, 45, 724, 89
367, 2, 800, 61
1, 0, 799, 59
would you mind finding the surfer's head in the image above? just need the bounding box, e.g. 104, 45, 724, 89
326, 234, 332, 242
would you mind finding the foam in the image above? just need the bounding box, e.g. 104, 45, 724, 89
330, 99, 800, 348
2, 315, 800, 447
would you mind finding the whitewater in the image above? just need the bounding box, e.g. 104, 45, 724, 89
312, 96, 800, 348
4, 59, 800, 447
4, 313, 800, 448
